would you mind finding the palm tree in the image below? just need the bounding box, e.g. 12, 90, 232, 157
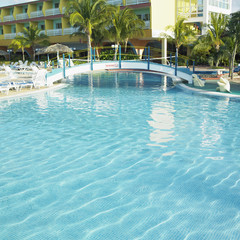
165, 17, 196, 57
108, 6, 143, 60
207, 13, 229, 52
21, 26, 49, 61
122, 15, 144, 53
9, 36, 30, 61
192, 13, 229, 67
227, 11, 240, 79
65, 0, 111, 61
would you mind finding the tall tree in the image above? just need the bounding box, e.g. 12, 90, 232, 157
21, 26, 49, 61
207, 13, 229, 52
227, 11, 240, 79
192, 13, 229, 67
65, 0, 111, 61
108, 6, 144, 60
9, 36, 30, 61
165, 17, 196, 57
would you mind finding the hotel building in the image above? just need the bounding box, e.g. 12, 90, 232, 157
0, 0, 232, 58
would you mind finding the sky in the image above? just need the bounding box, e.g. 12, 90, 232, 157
0, 0, 240, 11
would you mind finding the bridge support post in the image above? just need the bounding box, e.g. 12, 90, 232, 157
175, 52, 178, 76
63, 54, 66, 78
94, 48, 96, 62
119, 45, 121, 69
170, 54, 172, 67
52, 61, 54, 69
69, 55, 71, 67
148, 46, 150, 70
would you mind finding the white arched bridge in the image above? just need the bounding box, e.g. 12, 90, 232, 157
46, 61, 193, 85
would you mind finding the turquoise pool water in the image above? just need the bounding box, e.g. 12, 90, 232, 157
1, 72, 240, 240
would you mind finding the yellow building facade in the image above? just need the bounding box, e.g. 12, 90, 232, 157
0, 0, 232, 58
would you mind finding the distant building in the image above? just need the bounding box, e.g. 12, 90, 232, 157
0, 0, 232, 59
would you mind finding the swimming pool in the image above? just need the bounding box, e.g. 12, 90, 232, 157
1, 71, 240, 239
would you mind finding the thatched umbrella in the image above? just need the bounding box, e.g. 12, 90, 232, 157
36, 43, 73, 61
0, 50, 8, 56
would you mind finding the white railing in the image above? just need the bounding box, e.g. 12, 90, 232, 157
144, 20, 150, 29
63, 27, 78, 35
3, 15, 15, 22
45, 8, 61, 16
4, 33, 16, 39
47, 29, 62, 36
16, 13, 28, 20
107, 0, 123, 5
126, 0, 149, 5
39, 30, 46, 35
30, 10, 44, 18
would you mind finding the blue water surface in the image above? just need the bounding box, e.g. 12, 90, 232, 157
1, 72, 240, 240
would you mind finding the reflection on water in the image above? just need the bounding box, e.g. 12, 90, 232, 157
148, 101, 176, 147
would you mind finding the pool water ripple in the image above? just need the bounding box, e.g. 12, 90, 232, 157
1, 72, 240, 239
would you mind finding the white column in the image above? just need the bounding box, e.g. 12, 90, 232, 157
162, 38, 167, 65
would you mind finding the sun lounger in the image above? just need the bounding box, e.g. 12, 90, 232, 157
0, 83, 10, 95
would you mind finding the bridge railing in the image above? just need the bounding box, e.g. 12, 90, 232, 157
42, 45, 194, 83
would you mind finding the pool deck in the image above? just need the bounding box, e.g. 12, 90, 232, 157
0, 83, 67, 101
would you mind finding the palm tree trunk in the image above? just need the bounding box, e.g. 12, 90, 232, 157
114, 42, 119, 61
32, 46, 36, 61
230, 42, 238, 80
96, 46, 100, 61
87, 33, 91, 62
22, 47, 25, 62
124, 39, 128, 53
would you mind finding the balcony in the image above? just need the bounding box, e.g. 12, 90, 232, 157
107, 0, 123, 5
45, 8, 61, 16
63, 27, 78, 35
4, 33, 16, 39
39, 30, 46, 35
16, 13, 28, 20
125, 0, 149, 5
3, 15, 15, 22
30, 10, 44, 18
47, 29, 62, 36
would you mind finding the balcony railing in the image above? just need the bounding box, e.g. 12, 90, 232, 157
4, 33, 16, 39
16, 13, 28, 20
45, 8, 61, 16
125, 0, 149, 5
3, 15, 15, 22
30, 10, 44, 18
107, 0, 123, 5
63, 27, 78, 35
47, 29, 62, 36
144, 20, 150, 29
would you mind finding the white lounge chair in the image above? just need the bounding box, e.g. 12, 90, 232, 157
0, 83, 10, 95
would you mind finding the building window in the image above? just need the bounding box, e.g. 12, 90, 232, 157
40, 25, 45, 30
54, 3, 59, 8
56, 23, 62, 29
